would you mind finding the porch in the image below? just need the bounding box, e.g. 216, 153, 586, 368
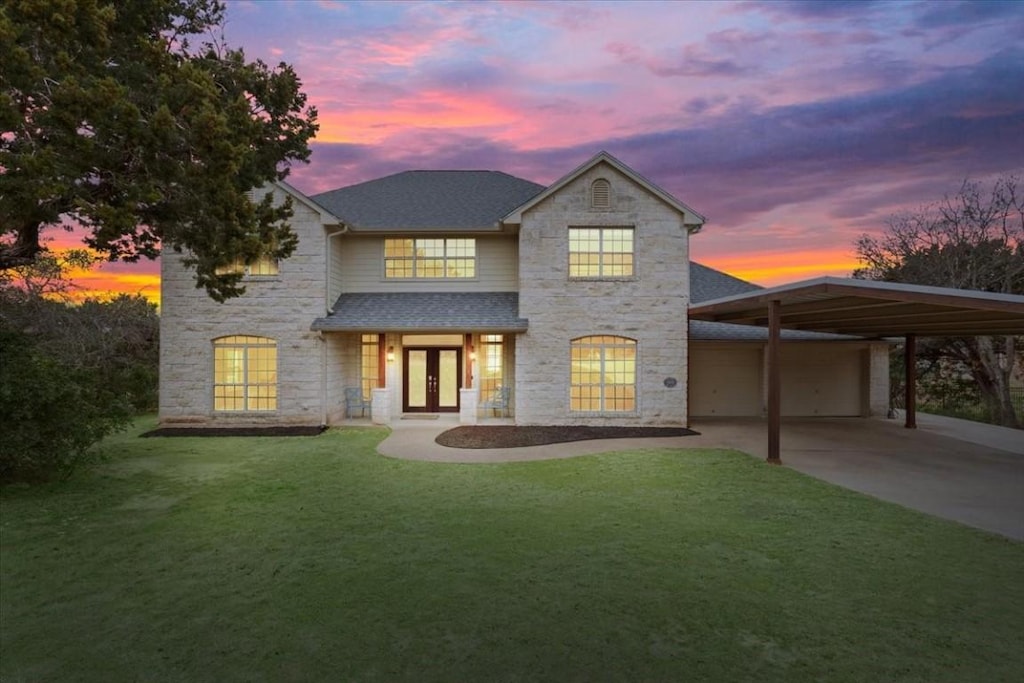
311, 291, 528, 425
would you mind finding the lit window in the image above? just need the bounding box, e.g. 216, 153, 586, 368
384, 238, 475, 278
215, 255, 279, 277
568, 227, 633, 278
213, 336, 277, 411
361, 334, 380, 400
570, 336, 636, 413
479, 334, 503, 402
591, 179, 611, 209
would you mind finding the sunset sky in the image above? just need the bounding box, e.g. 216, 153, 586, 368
60, 0, 1024, 303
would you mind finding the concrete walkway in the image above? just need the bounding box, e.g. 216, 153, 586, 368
370, 413, 1024, 540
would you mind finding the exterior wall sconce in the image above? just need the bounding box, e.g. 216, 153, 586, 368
387, 345, 395, 362
469, 344, 476, 361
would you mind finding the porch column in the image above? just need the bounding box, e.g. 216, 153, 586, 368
904, 334, 917, 429
767, 299, 782, 464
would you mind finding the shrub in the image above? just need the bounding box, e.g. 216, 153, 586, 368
0, 327, 133, 483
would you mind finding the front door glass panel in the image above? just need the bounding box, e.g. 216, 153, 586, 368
407, 350, 427, 408
438, 350, 458, 408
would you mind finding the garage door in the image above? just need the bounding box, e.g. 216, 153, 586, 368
689, 344, 762, 416
781, 346, 863, 416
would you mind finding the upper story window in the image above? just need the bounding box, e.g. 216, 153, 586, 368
384, 238, 476, 279
591, 178, 611, 209
568, 227, 634, 278
213, 335, 277, 412
214, 255, 279, 277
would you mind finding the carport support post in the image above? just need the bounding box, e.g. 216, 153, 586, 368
767, 299, 782, 464
904, 334, 917, 429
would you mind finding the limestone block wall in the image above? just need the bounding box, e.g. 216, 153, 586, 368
159, 185, 329, 426
867, 342, 892, 417
515, 162, 691, 426
324, 332, 357, 423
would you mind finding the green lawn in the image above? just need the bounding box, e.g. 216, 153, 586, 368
2, 419, 1022, 682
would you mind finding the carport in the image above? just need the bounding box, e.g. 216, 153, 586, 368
689, 277, 1024, 463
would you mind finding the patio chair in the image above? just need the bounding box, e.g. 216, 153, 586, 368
344, 387, 372, 418
480, 385, 512, 417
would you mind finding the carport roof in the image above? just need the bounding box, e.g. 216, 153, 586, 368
689, 277, 1024, 337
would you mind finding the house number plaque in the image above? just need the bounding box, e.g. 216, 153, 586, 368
663, 377, 678, 388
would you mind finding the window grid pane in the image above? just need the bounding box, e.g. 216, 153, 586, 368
479, 335, 504, 404
213, 336, 277, 412
569, 227, 634, 278
384, 238, 476, 279
361, 334, 379, 401
570, 336, 636, 413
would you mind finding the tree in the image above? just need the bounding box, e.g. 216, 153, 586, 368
0, 252, 160, 482
0, 0, 318, 301
854, 175, 1024, 428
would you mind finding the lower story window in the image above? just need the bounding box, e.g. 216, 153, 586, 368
479, 334, 504, 401
213, 335, 277, 411
570, 336, 636, 412
361, 334, 380, 400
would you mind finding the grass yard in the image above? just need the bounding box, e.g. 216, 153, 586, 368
2, 419, 1022, 682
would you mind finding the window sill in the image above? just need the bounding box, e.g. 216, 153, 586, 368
568, 411, 640, 418
568, 276, 637, 282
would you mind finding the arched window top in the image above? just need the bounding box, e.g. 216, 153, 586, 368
214, 335, 276, 346
591, 178, 611, 209
571, 335, 636, 346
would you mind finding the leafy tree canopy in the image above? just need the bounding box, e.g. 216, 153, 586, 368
0, 0, 318, 301
854, 175, 1023, 428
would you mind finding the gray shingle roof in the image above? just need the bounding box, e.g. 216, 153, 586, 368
311, 171, 545, 231
690, 262, 761, 303
312, 292, 528, 332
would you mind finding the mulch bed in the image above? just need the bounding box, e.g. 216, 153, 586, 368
141, 425, 327, 438
435, 425, 698, 449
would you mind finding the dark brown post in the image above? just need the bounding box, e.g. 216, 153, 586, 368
377, 333, 387, 388
767, 299, 782, 464
904, 334, 916, 429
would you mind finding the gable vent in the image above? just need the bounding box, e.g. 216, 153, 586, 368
591, 179, 611, 209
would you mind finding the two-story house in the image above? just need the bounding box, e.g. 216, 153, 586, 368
159, 152, 890, 428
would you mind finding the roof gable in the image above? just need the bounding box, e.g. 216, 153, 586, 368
501, 151, 706, 228
262, 180, 343, 225
311, 171, 544, 231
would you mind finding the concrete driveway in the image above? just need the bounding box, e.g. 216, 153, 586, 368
376, 413, 1023, 541
687, 415, 1024, 541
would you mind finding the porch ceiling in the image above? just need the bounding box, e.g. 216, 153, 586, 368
689, 277, 1024, 337
312, 292, 529, 333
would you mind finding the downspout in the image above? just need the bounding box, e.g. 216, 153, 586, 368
319, 330, 327, 426
321, 223, 348, 426
325, 224, 349, 313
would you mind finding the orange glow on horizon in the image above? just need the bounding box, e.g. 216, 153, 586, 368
699, 250, 862, 287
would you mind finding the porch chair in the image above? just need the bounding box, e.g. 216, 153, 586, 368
480, 385, 512, 417
344, 387, 372, 418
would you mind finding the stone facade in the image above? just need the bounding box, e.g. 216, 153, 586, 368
159, 184, 334, 426
867, 342, 891, 416
158, 155, 889, 429
515, 161, 692, 426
